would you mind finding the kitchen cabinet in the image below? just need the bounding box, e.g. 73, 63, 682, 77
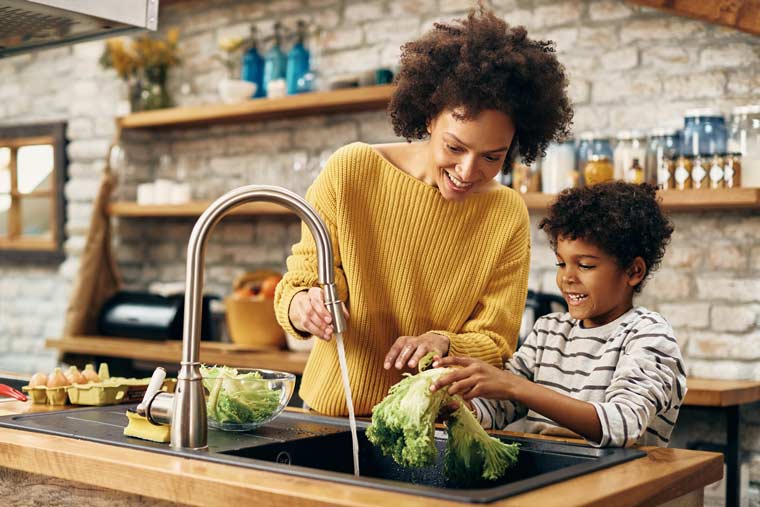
627, 0, 760, 37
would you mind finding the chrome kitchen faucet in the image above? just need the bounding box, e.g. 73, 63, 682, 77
138, 185, 346, 449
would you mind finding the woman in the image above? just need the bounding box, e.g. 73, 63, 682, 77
274, 6, 573, 416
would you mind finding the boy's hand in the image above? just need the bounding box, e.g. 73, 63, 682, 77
289, 287, 349, 341
384, 332, 450, 370
429, 356, 521, 401
435, 399, 475, 423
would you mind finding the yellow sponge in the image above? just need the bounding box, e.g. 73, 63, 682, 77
123, 410, 171, 443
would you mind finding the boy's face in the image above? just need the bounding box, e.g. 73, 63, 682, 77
554, 236, 643, 328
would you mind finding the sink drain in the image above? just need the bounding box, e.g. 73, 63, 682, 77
276, 451, 291, 465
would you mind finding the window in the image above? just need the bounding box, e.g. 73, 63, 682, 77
0, 123, 67, 262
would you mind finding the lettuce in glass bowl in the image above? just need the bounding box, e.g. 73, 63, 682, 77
200, 365, 295, 431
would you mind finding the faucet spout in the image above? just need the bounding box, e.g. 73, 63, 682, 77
165, 185, 345, 449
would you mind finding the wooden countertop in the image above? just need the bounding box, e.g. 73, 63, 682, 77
684, 378, 760, 407
0, 401, 722, 507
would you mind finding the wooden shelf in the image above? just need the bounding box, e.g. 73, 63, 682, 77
46, 336, 309, 374
522, 188, 760, 212
118, 84, 395, 129
108, 201, 296, 218
110, 188, 760, 218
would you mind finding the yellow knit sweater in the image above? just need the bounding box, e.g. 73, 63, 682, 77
274, 142, 530, 416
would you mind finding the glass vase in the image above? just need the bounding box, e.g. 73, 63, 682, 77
140, 66, 172, 110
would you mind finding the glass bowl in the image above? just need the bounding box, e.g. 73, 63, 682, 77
200, 366, 295, 432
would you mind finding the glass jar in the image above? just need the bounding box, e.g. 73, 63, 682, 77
647, 128, 680, 188
674, 155, 693, 190
541, 140, 577, 194
691, 155, 709, 189
511, 160, 541, 194
708, 154, 725, 189
724, 153, 742, 188
576, 132, 613, 186
626, 158, 645, 184
584, 155, 614, 186
682, 108, 727, 157
729, 105, 760, 187
614, 130, 647, 181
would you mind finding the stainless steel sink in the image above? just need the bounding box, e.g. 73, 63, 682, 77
0, 405, 645, 503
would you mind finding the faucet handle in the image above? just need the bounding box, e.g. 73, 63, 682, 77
137, 367, 166, 415
322, 283, 346, 335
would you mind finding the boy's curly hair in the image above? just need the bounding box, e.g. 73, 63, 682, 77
539, 182, 674, 293
388, 6, 573, 172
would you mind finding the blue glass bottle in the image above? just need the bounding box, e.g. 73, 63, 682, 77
241, 25, 265, 98
263, 22, 287, 97
286, 20, 311, 95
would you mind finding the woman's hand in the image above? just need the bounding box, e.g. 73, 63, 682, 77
429, 355, 522, 401
384, 332, 450, 371
289, 287, 349, 341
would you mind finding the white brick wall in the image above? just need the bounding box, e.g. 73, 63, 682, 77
1, 0, 760, 498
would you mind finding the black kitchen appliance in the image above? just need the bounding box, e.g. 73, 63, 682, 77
97, 291, 217, 341
519, 290, 568, 348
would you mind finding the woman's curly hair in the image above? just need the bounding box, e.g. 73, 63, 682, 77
388, 6, 573, 172
539, 182, 675, 293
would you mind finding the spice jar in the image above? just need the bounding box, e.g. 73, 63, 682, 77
724, 153, 742, 188
615, 131, 647, 181
511, 160, 541, 193
584, 155, 614, 186
659, 156, 676, 190
674, 155, 693, 190
709, 154, 724, 189
541, 140, 577, 194
647, 128, 680, 188
691, 155, 708, 189
577, 132, 613, 186
729, 105, 760, 187
626, 158, 645, 184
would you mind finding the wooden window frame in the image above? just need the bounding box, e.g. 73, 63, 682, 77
0, 122, 67, 263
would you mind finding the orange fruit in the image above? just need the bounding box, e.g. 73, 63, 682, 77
260, 275, 282, 298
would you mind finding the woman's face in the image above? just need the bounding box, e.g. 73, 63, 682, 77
554, 236, 644, 328
428, 108, 515, 201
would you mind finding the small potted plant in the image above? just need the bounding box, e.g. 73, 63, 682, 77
215, 37, 256, 103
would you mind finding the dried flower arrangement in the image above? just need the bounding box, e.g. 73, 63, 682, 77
100, 28, 181, 111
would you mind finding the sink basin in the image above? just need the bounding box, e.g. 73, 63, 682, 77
0, 405, 645, 503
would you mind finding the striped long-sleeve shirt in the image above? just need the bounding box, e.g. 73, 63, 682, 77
471, 307, 686, 447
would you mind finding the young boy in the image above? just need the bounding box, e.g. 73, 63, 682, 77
431, 181, 685, 447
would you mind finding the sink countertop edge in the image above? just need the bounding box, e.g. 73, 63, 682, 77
0, 404, 723, 507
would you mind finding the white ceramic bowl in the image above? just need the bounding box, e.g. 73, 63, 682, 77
218, 79, 256, 104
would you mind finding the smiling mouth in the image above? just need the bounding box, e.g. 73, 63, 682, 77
566, 293, 588, 304
445, 170, 474, 190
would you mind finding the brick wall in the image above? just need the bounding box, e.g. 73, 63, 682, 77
1, 1, 759, 503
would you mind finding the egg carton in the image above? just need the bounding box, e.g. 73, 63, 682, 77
23, 378, 176, 406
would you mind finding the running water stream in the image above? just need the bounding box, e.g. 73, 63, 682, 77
334, 332, 360, 476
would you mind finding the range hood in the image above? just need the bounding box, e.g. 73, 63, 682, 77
0, 0, 159, 58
